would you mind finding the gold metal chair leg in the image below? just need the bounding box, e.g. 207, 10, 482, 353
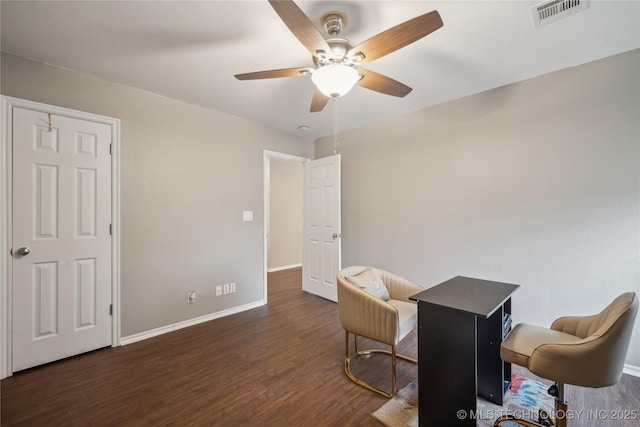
391, 345, 397, 396
343, 329, 417, 398
494, 415, 545, 426
554, 399, 568, 427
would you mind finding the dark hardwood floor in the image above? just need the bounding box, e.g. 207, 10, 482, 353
2, 267, 639, 426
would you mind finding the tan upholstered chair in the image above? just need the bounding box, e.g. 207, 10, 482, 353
496, 292, 638, 427
337, 266, 424, 397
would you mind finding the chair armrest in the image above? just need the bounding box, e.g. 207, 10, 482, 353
529, 335, 625, 387
337, 275, 399, 345
375, 268, 424, 302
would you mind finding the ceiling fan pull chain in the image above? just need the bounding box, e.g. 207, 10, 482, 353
333, 97, 340, 155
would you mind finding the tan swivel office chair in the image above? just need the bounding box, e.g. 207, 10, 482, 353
337, 266, 424, 398
496, 292, 638, 427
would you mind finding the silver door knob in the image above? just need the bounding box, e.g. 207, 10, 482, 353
332, 233, 342, 239
16, 247, 31, 256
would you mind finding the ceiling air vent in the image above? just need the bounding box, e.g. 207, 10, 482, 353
532, 0, 590, 27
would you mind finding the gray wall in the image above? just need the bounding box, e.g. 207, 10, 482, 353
317, 49, 640, 366
1, 52, 314, 337
268, 159, 303, 270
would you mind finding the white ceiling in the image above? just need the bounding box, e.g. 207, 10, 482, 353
1, 1, 639, 140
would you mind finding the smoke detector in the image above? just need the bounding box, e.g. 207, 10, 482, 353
532, 0, 590, 27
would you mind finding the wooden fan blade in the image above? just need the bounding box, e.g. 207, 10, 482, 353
347, 10, 443, 65
268, 0, 331, 58
310, 89, 330, 112
235, 67, 313, 80
356, 69, 412, 97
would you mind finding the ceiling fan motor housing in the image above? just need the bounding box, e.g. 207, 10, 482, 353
313, 38, 355, 67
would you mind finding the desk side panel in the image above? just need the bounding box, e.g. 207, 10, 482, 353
418, 302, 477, 427
477, 303, 505, 405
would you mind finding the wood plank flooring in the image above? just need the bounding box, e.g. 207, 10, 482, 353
2, 267, 639, 426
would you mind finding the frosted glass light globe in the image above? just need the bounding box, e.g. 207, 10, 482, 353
311, 64, 360, 98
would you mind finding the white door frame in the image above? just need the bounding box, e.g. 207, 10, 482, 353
263, 150, 309, 303
0, 96, 121, 378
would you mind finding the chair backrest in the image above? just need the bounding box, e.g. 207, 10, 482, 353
337, 267, 399, 346
534, 292, 638, 387
585, 292, 638, 385
563, 292, 638, 339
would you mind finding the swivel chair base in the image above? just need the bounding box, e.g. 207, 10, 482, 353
494, 382, 568, 427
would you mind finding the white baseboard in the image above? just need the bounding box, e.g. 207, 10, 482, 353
267, 263, 302, 273
623, 364, 640, 377
120, 300, 265, 346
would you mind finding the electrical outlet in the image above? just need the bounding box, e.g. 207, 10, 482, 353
215, 285, 222, 297
187, 291, 196, 304
230, 282, 236, 293
223, 283, 230, 295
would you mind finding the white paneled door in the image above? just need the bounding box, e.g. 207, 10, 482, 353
12, 107, 112, 371
302, 154, 341, 302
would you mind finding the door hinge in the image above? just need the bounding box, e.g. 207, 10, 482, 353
109, 143, 114, 155
109, 304, 113, 316
109, 224, 113, 235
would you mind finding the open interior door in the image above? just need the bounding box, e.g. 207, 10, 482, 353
302, 154, 341, 302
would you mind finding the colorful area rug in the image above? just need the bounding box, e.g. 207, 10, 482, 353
372, 374, 554, 427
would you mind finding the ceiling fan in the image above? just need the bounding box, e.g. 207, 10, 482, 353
235, 0, 443, 112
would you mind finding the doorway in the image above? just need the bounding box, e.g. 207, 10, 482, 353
263, 151, 307, 303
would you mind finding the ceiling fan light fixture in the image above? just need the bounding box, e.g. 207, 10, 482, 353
311, 64, 360, 98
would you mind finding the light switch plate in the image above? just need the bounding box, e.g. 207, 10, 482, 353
243, 210, 253, 222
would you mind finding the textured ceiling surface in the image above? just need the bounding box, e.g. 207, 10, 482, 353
2, 1, 639, 140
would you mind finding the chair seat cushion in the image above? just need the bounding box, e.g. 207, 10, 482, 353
388, 299, 418, 342
501, 323, 581, 369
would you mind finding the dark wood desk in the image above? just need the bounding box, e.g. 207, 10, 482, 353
410, 276, 519, 427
